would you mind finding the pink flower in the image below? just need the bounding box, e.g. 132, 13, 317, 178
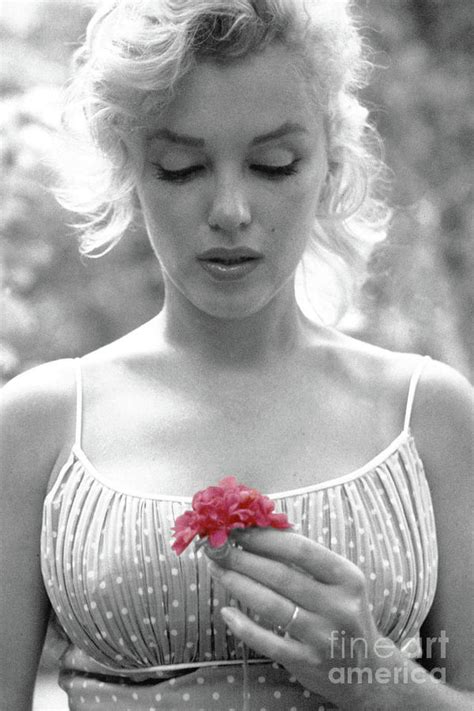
171, 476, 292, 555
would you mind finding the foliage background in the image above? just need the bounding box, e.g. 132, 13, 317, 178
1, 0, 473, 385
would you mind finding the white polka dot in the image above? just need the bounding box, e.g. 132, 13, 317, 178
197, 677, 205, 684
132, 692, 139, 700
383, 588, 390, 596
182, 693, 190, 701
171, 568, 179, 576
370, 573, 376, 580
99, 581, 106, 589
172, 599, 179, 607
90, 601, 97, 610
170, 629, 178, 637
190, 583, 197, 591
188, 614, 196, 622
148, 586, 154, 594
212, 692, 220, 700
274, 691, 282, 698
155, 694, 162, 702
106, 611, 113, 619
130, 635, 138, 642
138, 587, 143, 596
258, 676, 266, 683
121, 607, 129, 615
186, 641, 194, 648
303, 689, 311, 697
162, 584, 168, 592
116, 576, 123, 584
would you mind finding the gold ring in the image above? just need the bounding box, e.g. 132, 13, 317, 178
277, 604, 300, 636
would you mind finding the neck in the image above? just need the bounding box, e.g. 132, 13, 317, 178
156, 282, 312, 370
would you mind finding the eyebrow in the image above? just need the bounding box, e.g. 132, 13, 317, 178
251, 121, 308, 145
147, 121, 307, 148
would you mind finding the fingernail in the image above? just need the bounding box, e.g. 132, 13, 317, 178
221, 607, 238, 626
204, 541, 231, 559
208, 561, 225, 579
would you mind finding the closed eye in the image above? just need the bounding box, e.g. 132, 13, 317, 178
250, 159, 300, 179
151, 163, 205, 183
151, 158, 301, 183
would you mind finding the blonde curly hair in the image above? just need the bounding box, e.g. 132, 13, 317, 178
57, 0, 390, 324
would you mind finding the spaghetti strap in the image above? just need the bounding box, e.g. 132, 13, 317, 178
403, 355, 432, 432
73, 358, 83, 448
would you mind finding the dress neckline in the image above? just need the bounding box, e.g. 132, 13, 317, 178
67, 428, 415, 503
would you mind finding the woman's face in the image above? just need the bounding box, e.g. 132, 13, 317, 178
136, 43, 328, 320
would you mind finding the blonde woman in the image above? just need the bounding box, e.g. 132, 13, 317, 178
1, 1, 472, 709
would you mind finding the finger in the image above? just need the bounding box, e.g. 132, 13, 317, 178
206, 544, 326, 612
208, 561, 322, 642
231, 528, 354, 584
219, 605, 312, 668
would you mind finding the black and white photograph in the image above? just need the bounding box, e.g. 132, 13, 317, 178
1, 1, 473, 710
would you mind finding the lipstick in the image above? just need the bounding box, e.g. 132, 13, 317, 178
197, 247, 263, 281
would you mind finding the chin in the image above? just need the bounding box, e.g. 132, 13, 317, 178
191, 289, 274, 321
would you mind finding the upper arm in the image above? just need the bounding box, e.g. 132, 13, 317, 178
0, 360, 75, 709
410, 359, 473, 689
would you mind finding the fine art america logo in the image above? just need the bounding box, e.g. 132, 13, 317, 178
327, 630, 448, 685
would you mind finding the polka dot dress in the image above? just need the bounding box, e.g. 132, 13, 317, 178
40, 358, 437, 710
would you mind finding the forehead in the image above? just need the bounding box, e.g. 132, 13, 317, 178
145, 44, 322, 145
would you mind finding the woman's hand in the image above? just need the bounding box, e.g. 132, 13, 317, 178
205, 527, 385, 709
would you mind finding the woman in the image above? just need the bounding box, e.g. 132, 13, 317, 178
1, 1, 472, 709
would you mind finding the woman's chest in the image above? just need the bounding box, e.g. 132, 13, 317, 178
81, 379, 393, 497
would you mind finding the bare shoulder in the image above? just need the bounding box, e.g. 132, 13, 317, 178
0, 358, 77, 495
316, 329, 472, 446
408, 357, 473, 477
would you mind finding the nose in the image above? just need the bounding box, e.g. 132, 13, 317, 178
207, 169, 251, 233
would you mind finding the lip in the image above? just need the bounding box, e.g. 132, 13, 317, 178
197, 247, 263, 282
198, 247, 263, 261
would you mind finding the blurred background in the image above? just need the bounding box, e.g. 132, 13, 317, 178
0, 0, 472, 707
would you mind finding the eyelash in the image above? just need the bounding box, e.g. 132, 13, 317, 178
151, 159, 300, 184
